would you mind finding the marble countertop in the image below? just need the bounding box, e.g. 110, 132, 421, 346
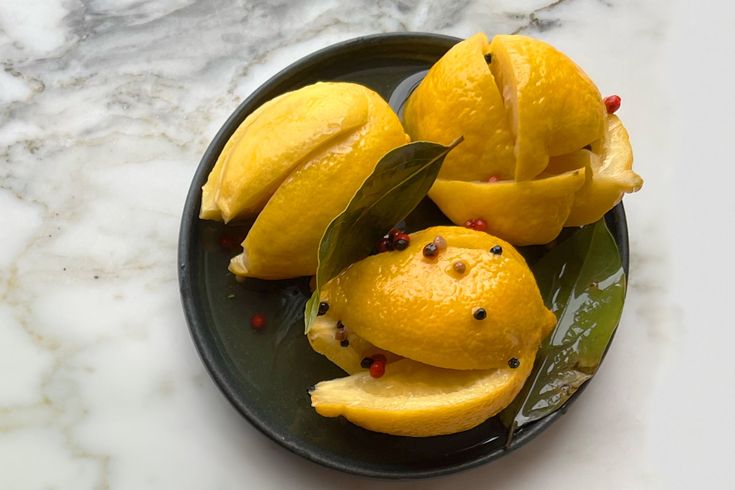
2, 0, 733, 488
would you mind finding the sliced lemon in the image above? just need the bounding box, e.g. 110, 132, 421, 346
227, 85, 409, 279
565, 115, 643, 226
307, 315, 400, 374
489, 34, 606, 181
310, 353, 534, 437
201, 82, 369, 222
429, 167, 587, 245
320, 227, 555, 370
403, 33, 516, 181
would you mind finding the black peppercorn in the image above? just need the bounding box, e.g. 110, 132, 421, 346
394, 238, 409, 250
317, 301, 329, 316
508, 357, 520, 369
340, 339, 350, 347
360, 357, 374, 369
473, 308, 487, 320
490, 245, 503, 255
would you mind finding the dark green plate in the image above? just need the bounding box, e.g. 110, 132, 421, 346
178, 33, 629, 479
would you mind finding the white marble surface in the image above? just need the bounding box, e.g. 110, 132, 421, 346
1, 0, 733, 488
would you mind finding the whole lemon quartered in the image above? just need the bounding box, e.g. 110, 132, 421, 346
200, 81, 409, 279
307, 226, 556, 436
404, 33, 643, 245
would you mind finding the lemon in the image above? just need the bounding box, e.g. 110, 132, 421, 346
488, 34, 606, 180
429, 165, 586, 245
564, 115, 643, 226
225, 84, 409, 279
308, 226, 555, 436
310, 353, 534, 437
318, 226, 556, 370
402, 33, 516, 181
201, 82, 370, 222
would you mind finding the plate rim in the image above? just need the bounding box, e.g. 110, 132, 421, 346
177, 31, 630, 479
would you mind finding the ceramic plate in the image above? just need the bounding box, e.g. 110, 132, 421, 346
178, 33, 629, 479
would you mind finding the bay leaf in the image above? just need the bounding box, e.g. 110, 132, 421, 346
500, 219, 626, 445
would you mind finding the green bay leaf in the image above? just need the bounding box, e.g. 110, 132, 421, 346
304, 138, 462, 333
500, 219, 626, 445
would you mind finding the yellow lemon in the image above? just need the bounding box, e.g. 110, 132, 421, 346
201, 82, 369, 222
429, 165, 587, 245
309, 352, 534, 437
564, 115, 643, 226
489, 34, 606, 180
225, 84, 409, 279
318, 226, 556, 370
402, 33, 516, 181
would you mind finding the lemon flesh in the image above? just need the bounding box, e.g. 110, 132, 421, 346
403, 33, 516, 181
310, 353, 534, 437
227, 84, 409, 279
489, 34, 606, 181
429, 167, 586, 245
565, 115, 643, 226
320, 227, 556, 370
201, 82, 369, 222
307, 315, 401, 374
